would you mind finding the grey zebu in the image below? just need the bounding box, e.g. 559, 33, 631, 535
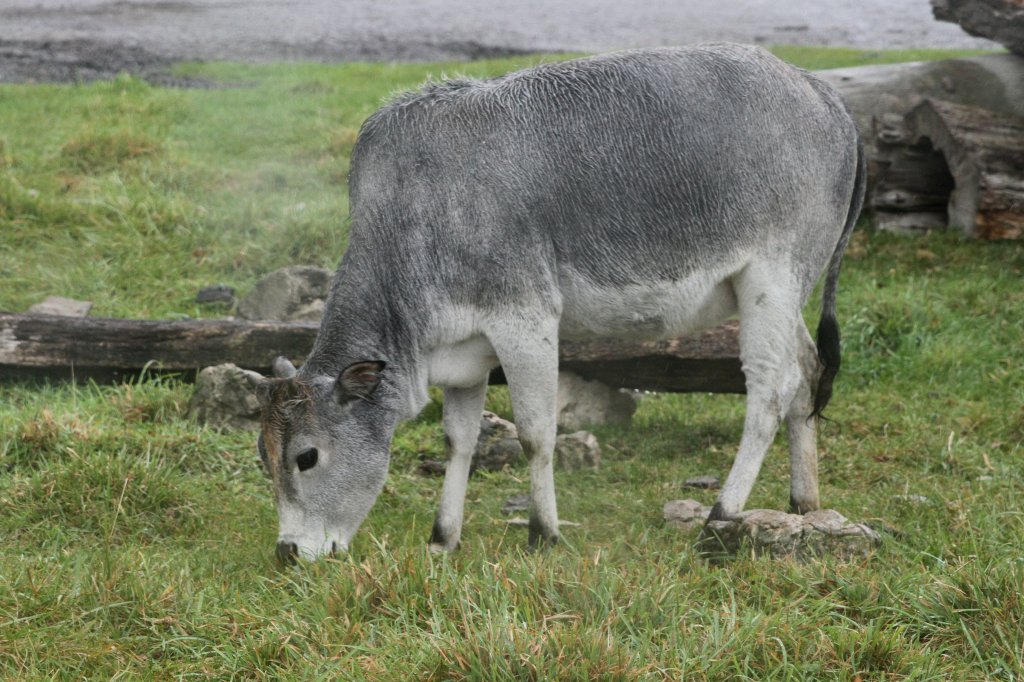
255, 43, 866, 561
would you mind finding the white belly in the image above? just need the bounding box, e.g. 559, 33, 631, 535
426, 334, 499, 388
558, 268, 740, 341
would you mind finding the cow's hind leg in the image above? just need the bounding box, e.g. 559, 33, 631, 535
786, 320, 822, 514
430, 381, 489, 552
487, 317, 560, 549
709, 267, 807, 521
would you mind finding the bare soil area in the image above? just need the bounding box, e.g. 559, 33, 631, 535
0, 0, 999, 84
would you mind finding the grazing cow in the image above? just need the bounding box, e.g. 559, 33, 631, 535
255, 43, 866, 562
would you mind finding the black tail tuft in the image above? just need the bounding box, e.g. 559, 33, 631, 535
812, 313, 841, 418
811, 129, 866, 420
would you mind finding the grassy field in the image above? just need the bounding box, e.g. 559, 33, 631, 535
2, 47, 1022, 680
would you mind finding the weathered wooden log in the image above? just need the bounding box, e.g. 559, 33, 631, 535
907, 98, 1024, 239
0, 314, 320, 383
933, 0, 1024, 56
558, 322, 744, 394
0, 313, 745, 393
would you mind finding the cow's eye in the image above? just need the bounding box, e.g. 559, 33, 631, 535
296, 448, 319, 472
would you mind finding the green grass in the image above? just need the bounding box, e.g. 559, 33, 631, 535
2, 46, 1021, 680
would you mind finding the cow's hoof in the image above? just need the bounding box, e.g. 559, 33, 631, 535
704, 501, 733, 523
527, 516, 560, 551
789, 496, 821, 515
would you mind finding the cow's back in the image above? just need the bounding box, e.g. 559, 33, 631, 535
348, 44, 860, 336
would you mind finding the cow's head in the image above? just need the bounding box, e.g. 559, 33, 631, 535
255, 356, 395, 562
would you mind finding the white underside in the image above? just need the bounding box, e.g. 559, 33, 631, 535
557, 263, 741, 341
424, 262, 743, 391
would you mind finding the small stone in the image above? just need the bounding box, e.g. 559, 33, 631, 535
506, 517, 580, 528
554, 431, 600, 472
418, 459, 447, 476
893, 494, 931, 505
195, 284, 236, 305
663, 498, 711, 531
698, 508, 882, 561
27, 296, 92, 317
473, 411, 524, 472
501, 493, 530, 515
557, 371, 637, 429
186, 363, 263, 431
683, 475, 721, 490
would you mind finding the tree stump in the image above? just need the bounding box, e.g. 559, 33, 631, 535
933, 0, 1024, 55
908, 98, 1024, 239
869, 112, 956, 234
869, 98, 1024, 239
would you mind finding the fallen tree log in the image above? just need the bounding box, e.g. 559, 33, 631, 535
0, 313, 745, 393
558, 322, 744, 393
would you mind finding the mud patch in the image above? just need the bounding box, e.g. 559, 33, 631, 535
253, 36, 535, 63
0, 1, 204, 20
0, 39, 220, 87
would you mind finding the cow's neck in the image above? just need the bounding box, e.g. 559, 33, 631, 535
299, 242, 432, 416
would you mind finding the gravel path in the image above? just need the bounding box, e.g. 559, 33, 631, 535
0, 0, 1000, 83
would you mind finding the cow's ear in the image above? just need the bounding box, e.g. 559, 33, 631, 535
272, 356, 297, 379
335, 361, 385, 402
254, 380, 273, 408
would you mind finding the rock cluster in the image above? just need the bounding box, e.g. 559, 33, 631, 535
473, 412, 601, 473
237, 265, 332, 322
698, 508, 882, 561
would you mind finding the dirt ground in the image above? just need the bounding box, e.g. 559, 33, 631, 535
0, 0, 999, 84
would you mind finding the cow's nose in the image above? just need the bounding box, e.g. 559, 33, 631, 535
276, 541, 298, 564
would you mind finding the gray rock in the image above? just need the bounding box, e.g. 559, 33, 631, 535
186, 363, 263, 431
236, 265, 332, 321
699, 508, 882, 561
473, 411, 524, 472
683, 475, 721, 490
195, 284, 236, 305
554, 431, 601, 472
27, 296, 92, 317
556, 371, 638, 429
501, 493, 530, 515
663, 498, 712, 531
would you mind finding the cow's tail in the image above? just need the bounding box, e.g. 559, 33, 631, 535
812, 133, 866, 419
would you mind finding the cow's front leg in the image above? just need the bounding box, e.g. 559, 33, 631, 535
489, 319, 560, 549
430, 381, 488, 552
